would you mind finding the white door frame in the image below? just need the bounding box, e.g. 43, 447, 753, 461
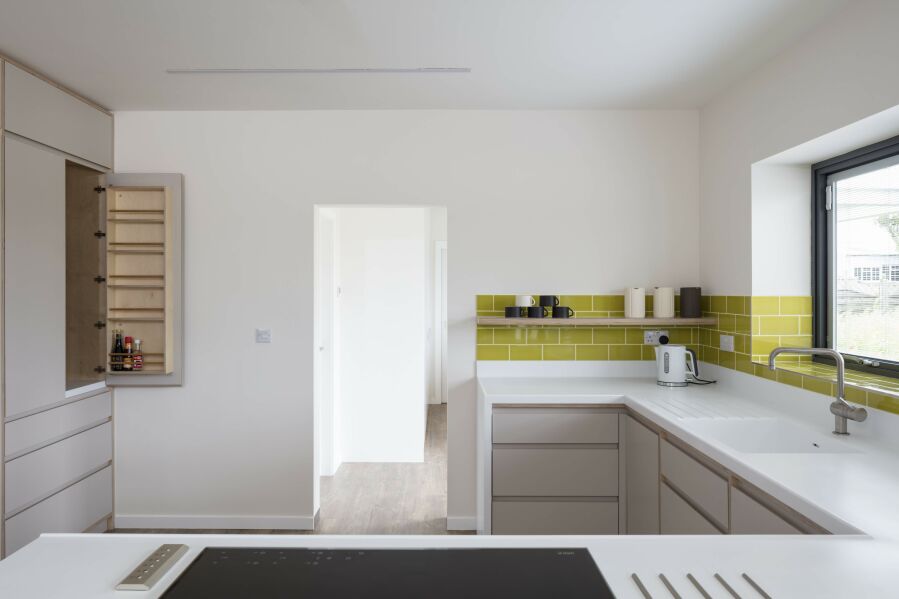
434, 240, 448, 404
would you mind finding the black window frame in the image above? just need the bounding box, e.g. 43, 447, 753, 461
812, 133, 899, 379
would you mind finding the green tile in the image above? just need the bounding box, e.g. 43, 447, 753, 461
735, 353, 754, 374
642, 345, 657, 360
753, 363, 777, 381
758, 316, 799, 335
718, 314, 736, 333
544, 345, 576, 360
527, 328, 559, 344
644, 295, 654, 313
560, 328, 593, 344
751, 296, 780, 316
494, 328, 527, 344
802, 376, 833, 396
780, 296, 812, 316
476, 295, 494, 311
704, 347, 719, 365
734, 315, 751, 335
667, 328, 693, 345
779, 335, 812, 348
576, 311, 607, 318
700, 296, 711, 312
868, 392, 899, 415
776, 368, 804, 389
610, 345, 642, 360
477, 328, 494, 344
726, 296, 746, 315
477, 345, 509, 360
625, 328, 646, 345
576, 345, 608, 360
710, 296, 727, 314
751, 336, 781, 359
559, 295, 593, 312
510, 345, 542, 360
593, 295, 624, 311
494, 295, 517, 309
593, 328, 627, 344
719, 350, 736, 370
799, 316, 812, 335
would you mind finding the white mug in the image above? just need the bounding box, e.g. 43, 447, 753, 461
515, 295, 536, 307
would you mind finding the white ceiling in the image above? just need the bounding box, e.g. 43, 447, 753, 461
0, 0, 849, 111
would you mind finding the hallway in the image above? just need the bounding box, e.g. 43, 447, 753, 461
318, 404, 449, 534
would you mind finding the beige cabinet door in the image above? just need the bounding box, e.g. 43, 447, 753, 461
4, 137, 66, 418
626, 417, 660, 534
660, 483, 722, 535
731, 487, 802, 535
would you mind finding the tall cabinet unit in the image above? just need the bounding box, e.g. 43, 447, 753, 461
1, 58, 184, 557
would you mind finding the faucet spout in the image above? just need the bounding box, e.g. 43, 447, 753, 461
768, 347, 867, 435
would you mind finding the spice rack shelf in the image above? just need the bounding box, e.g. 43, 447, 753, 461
104, 173, 183, 386
476, 316, 717, 327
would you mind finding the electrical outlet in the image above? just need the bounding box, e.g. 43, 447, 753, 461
720, 334, 734, 352
255, 328, 272, 343
644, 330, 669, 345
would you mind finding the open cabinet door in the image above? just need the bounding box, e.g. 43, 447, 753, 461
104, 173, 183, 386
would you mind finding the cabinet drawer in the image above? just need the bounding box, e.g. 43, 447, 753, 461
493, 409, 618, 444
4, 466, 112, 555
3, 63, 112, 167
492, 500, 618, 535
5, 392, 111, 457
493, 447, 618, 497
660, 439, 728, 526
731, 488, 802, 535
660, 483, 722, 535
5, 422, 112, 515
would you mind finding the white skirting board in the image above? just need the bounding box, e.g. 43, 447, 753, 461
113, 514, 316, 531
446, 516, 477, 531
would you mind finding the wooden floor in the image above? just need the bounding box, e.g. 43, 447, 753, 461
113, 404, 463, 536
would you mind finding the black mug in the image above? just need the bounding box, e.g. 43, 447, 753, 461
539, 295, 560, 307
527, 306, 549, 318
504, 306, 524, 318
552, 306, 575, 318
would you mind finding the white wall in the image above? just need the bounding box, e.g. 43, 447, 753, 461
333, 206, 428, 463
113, 109, 699, 528
750, 164, 810, 296
700, 0, 899, 295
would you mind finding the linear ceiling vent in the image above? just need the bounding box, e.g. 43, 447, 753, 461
166, 67, 471, 74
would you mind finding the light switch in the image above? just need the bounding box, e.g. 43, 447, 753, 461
255, 328, 272, 343
720, 334, 734, 352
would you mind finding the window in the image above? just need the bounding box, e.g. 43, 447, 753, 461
813, 135, 899, 378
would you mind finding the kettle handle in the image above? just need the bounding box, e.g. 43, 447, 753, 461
686, 348, 699, 379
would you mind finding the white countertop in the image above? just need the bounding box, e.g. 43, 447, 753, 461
3, 363, 899, 598
2, 533, 899, 599
478, 368, 899, 541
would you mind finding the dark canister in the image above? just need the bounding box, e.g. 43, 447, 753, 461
504, 306, 524, 318
527, 306, 549, 318
552, 306, 575, 318
680, 287, 702, 318
539, 295, 560, 307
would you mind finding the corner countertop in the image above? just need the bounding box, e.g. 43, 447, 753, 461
478, 371, 899, 541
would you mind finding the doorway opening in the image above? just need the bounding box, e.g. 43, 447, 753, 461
314, 205, 448, 533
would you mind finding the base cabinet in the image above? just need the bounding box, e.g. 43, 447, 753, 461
625, 416, 659, 534
492, 500, 618, 535
731, 487, 802, 534
660, 483, 722, 535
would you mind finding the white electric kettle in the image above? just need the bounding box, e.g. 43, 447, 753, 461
655, 343, 698, 387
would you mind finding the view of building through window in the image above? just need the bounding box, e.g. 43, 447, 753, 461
833, 160, 899, 363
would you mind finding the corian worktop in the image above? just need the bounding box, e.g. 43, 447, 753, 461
3, 364, 899, 598
2, 532, 899, 599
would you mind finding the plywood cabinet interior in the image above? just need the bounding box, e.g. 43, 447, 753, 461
104, 173, 183, 386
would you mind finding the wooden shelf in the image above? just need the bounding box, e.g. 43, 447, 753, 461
477, 316, 717, 327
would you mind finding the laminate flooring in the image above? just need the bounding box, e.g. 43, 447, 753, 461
112, 404, 465, 536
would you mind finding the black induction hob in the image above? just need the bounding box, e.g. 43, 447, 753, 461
160, 547, 616, 598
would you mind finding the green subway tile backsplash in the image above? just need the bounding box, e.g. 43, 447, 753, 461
475, 293, 899, 416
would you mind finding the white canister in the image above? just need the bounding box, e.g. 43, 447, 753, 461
653, 287, 675, 318
624, 288, 645, 318
515, 295, 536, 307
